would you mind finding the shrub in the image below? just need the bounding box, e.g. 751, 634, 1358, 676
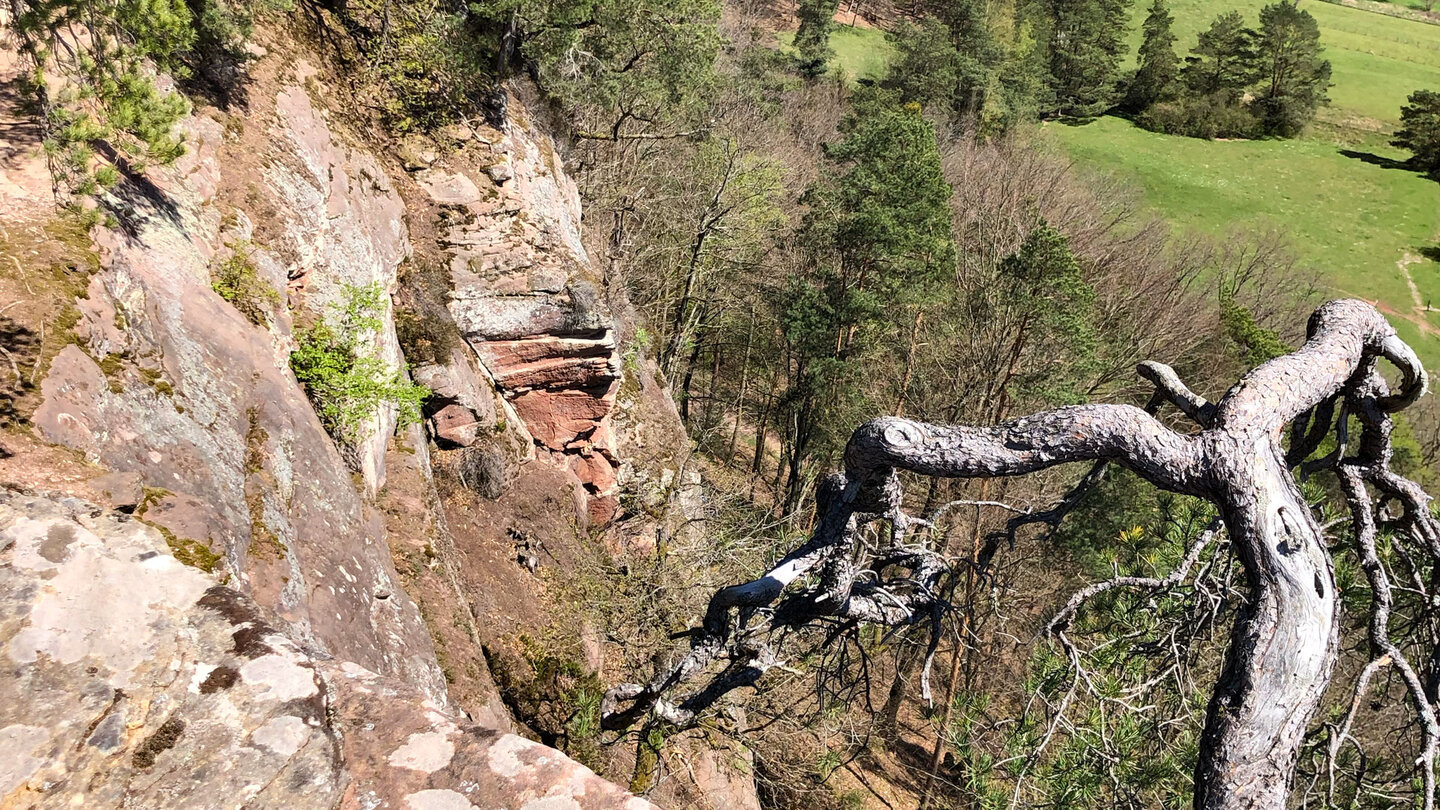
1137, 93, 1257, 139
290, 283, 428, 443
451, 444, 511, 500
211, 241, 280, 326
331, 0, 492, 132
1219, 290, 1288, 366
187, 0, 291, 63
395, 305, 461, 366
483, 635, 607, 770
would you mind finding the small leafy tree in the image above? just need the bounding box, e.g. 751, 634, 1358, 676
1126, 0, 1179, 112
211, 242, 281, 327
1393, 89, 1440, 179
290, 283, 428, 445
1251, 1, 1330, 137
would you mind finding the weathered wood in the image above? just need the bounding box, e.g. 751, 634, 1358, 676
602, 299, 1432, 810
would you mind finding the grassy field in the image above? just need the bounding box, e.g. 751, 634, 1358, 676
798, 0, 1440, 132
783, 5, 1440, 364
776, 26, 892, 80
1088, 0, 1440, 364
1048, 116, 1440, 364
1130, 0, 1440, 133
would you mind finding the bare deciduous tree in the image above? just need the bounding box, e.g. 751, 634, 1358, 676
603, 299, 1440, 810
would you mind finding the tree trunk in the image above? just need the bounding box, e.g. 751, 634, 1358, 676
1193, 439, 1338, 809
602, 300, 1431, 810
877, 645, 920, 739
679, 323, 704, 423
701, 338, 724, 436
728, 312, 756, 464
894, 309, 924, 416
844, 302, 1426, 808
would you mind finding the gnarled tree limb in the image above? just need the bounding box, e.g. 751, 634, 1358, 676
604, 299, 1435, 810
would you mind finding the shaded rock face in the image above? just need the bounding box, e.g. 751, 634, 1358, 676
411, 345, 501, 449
29, 81, 444, 702
0, 489, 653, 810
409, 103, 622, 525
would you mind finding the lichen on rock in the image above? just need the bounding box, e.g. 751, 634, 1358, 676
0, 488, 654, 809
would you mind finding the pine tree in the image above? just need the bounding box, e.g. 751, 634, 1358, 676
1251, 1, 1330, 137
1393, 89, 1440, 178
11, 0, 196, 204
536, 0, 722, 139
1045, 0, 1131, 117
1183, 11, 1259, 100
793, 0, 841, 78
946, 0, 1005, 120
1125, 0, 1178, 112
989, 4, 1051, 131
944, 0, 1000, 62
885, 18, 965, 112
997, 221, 1100, 403
782, 90, 957, 508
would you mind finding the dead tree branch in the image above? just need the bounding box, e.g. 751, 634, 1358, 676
603, 299, 1436, 810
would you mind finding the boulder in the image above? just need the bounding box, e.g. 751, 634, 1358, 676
417, 170, 484, 207
430, 403, 481, 448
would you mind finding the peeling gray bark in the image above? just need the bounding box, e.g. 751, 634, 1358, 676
603, 300, 1432, 810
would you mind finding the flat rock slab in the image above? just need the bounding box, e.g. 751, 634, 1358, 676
0, 489, 654, 810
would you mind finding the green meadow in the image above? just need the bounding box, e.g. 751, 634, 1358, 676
1047, 116, 1440, 364
1090, 0, 1440, 364
782, 2, 1440, 364
777, 26, 892, 80
1124, 0, 1440, 133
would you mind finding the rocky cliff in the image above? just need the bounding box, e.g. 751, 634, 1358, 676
0, 490, 653, 809
0, 22, 725, 809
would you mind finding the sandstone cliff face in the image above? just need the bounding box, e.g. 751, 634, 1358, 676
29, 87, 445, 702
403, 100, 624, 526
0, 489, 651, 810
0, 27, 752, 809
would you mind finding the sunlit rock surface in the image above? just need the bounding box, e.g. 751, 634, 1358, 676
0, 489, 654, 810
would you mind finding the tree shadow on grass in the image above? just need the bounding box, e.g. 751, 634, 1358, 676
1053, 115, 1104, 127
1339, 149, 1415, 172
1420, 245, 1440, 263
